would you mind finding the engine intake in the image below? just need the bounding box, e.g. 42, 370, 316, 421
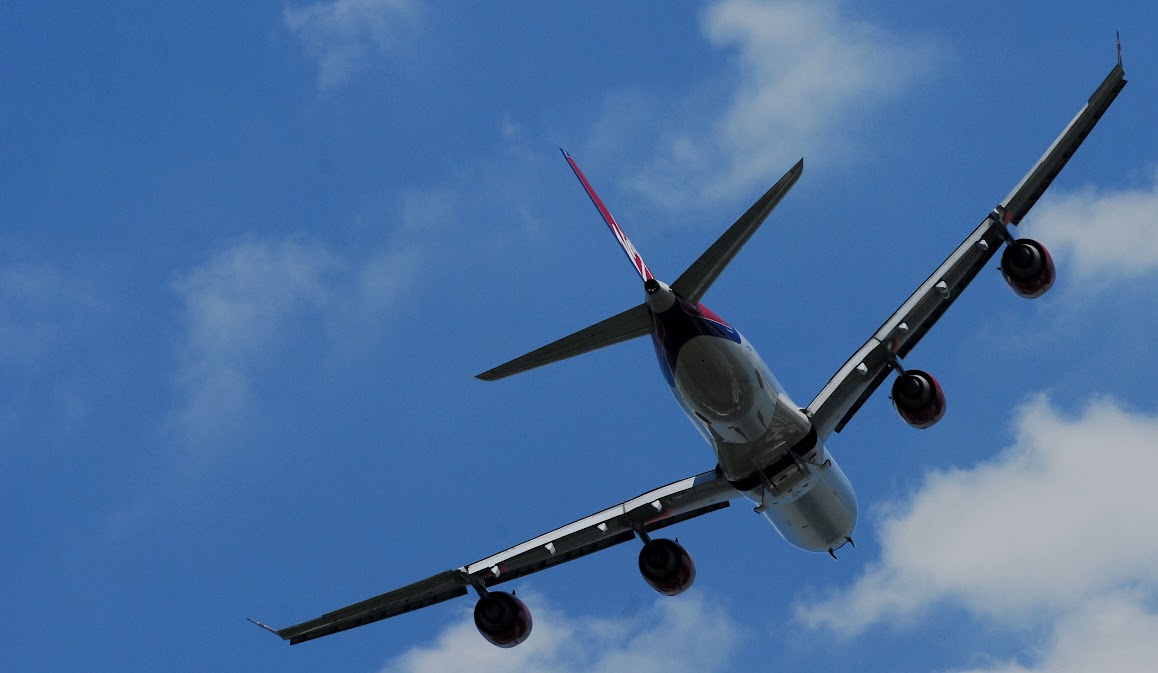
638, 538, 696, 596
1001, 238, 1055, 298
891, 369, 946, 429
473, 591, 532, 648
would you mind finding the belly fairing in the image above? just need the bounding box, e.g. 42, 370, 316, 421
756, 447, 859, 552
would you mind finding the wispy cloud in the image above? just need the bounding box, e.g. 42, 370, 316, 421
629, 0, 936, 209
1024, 170, 1158, 286
284, 0, 420, 90
171, 238, 337, 448
0, 261, 108, 443
378, 591, 742, 673
0, 262, 98, 369
169, 233, 425, 450
794, 396, 1158, 636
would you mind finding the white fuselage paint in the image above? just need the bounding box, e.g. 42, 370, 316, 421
650, 284, 857, 554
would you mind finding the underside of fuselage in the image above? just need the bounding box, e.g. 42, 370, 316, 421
646, 280, 857, 553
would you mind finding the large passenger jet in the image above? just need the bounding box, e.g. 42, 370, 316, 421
253, 56, 1126, 648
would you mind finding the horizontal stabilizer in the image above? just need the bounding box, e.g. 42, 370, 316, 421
672, 158, 803, 303
477, 303, 653, 381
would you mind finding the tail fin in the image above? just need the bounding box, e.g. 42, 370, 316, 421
477, 155, 803, 382
561, 149, 655, 282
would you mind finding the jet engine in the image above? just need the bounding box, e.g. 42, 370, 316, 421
1001, 238, 1055, 298
891, 369, 946, 429
473, 591, 532, 648
638, 538, 696, 596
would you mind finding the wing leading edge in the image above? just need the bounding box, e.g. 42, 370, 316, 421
806, 61, 1126, 438
256, 469, 739, 645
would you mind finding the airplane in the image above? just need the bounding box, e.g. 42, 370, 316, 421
251, 55, 1127, 648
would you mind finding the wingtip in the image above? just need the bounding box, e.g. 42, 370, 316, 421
247, 617, 282, 638
559, 147, 570, 158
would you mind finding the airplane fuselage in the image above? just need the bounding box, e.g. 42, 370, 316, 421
646, 280, 857, 553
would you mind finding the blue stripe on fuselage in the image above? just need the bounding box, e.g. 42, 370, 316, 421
650, 298, 741, 385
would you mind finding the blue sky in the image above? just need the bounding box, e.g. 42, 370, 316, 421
4, 1, 1158, 671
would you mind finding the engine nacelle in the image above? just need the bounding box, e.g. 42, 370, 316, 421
1001, 238, 1055, 298
638, 538, 696, 596
473, 591, 532, 648
891, 369, 946, 429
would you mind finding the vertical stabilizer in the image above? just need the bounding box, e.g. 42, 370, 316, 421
561, 149, 655, 282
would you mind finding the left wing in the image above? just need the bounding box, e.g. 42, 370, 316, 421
254, 469, 739, 645
806, 61, 1126, 438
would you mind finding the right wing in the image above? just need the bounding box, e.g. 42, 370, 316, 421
805, 61, 1127, 438
255, 468, 739, 645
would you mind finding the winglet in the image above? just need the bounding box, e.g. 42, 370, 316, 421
1117, 31, 1123, 67
247, 617, 283, 638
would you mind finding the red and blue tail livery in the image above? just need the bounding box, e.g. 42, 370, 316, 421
560, 148, 655, 282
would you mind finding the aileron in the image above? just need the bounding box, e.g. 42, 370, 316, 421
276, 570, 470, 645
1001, 64, 1126, 225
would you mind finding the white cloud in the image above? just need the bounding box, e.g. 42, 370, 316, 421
171, 238, 336, 444
1024, 171, 1158, 285
284, 0, 419, 90
946, 595, 1158, 673
794, 396, 1158, 636
630, 0, 935, 209
378, 591, 743, 673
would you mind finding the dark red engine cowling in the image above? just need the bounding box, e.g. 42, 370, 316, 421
1001, 238, 1055, 298
638, 538, 696, 596
891, 369, 946, 429
473, 591, 532, 648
